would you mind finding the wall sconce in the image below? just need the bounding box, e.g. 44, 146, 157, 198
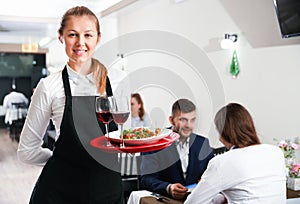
220, 34, 238, 49
39, 37, 54, 48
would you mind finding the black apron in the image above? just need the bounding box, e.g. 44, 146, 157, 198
30, 67, 123, 204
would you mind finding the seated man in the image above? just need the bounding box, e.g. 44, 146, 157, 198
140, 98, 214, 200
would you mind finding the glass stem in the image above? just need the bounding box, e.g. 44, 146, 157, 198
120, 124, 125, 148
105, 123, 111, 146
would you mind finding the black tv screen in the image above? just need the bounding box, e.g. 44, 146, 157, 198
273, 0, 300, 38
0, 53, 46, 77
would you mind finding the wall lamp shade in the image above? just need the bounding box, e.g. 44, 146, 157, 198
221, 34, 238, 49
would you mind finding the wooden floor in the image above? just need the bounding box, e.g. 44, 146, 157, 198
0, 128, 42, 204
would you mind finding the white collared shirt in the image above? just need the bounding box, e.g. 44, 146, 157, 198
176, 137, 190, 178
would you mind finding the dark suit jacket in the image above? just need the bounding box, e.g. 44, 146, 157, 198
140, 133, 214, 196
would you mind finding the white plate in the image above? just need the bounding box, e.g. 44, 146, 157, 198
106, 128, 172, 145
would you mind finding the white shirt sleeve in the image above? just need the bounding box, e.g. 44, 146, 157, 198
3, 95, 8, 109
22, 93, 29, 106
143, 112, 151, 127
17, 78, 53, 166
184, 158, 223, 204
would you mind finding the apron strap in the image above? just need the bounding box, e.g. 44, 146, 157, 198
62, 66, 72, 107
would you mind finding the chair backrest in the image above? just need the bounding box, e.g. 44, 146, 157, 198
213, 146, 227, 156
11, 102, 27, 109
119, 153, 141, 203
119, 153, 140, 176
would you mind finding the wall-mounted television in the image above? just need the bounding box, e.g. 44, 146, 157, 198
273, 0, 300, 38
0, 53, 46, 77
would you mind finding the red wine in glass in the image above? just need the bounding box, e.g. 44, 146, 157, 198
111, 96, 130, 148
96, 111, 113, 124
111, 112, 130, 125
95, 96, 114, 146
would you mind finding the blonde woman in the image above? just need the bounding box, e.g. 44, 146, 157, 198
18, 6, 122, 203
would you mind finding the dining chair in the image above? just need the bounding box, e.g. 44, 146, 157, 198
9, 102, 27, 142
119, 153, 141, 203
213, 146, 227, 156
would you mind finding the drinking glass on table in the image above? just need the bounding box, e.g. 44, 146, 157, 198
111, 96, 130, 148
95, 96, 114, 146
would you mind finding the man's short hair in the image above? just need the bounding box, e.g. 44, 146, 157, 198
171, 98, 196, 117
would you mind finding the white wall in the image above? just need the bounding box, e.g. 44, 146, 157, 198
95, 0, 300, 149
47, 0, 300, 153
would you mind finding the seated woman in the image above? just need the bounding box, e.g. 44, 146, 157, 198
184, 103, 286, 204
130, 93, 151, 128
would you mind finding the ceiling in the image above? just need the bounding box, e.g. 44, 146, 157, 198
0, 0, 136, 46
1, 0, 300, 48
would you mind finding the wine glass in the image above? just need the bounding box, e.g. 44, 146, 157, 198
95, 96, 114, 146
111, 96, 130, 148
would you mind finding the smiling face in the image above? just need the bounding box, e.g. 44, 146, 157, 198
59, 15, 100, 70
169, 110, 196, 140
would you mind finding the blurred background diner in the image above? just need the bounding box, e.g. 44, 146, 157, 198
2, 86, 28, 141
130, 93, 151, 128
0, 0, 300, 203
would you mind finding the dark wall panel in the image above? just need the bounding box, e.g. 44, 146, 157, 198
0, 77, 12, 103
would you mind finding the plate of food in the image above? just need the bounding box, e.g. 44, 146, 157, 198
107, 127, 172, 145
90, 132, 179, 153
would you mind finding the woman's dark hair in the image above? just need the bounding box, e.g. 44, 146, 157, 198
131, 93, 145, 121
214, 103, 261, 148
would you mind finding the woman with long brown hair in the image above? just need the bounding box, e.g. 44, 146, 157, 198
130, 93, 151, 127
185, 103, 286, 204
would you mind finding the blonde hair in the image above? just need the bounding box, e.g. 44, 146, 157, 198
58, 6, 100, 36
92, 58, 107, 95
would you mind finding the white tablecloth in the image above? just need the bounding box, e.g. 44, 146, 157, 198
127, 190, 154, 204
0, 105, 6, 116
4, 108, 27, 125
128, 189, 227, 204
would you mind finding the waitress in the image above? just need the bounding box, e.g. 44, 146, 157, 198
17, 6, 123, 204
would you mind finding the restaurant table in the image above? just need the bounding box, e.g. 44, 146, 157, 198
140, 196, 183, 204
129, 187, 300, 204
4, 105, 27, 141
4, 106, 27, 125
128, 190, 184, 204
287, 187, 300, 199
0, 105, 6, 116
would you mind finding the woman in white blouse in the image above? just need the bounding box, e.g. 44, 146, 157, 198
184, 103, 286, 204
17, 6, 123, 204
130, 93, 151, 128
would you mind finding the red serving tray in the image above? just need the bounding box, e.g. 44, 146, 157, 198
90, 132, 179, 153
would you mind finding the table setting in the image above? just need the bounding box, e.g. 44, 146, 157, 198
90, 95, 179, 154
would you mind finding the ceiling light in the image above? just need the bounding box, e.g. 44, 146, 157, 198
22, 43, 39, 52
39, 37, 52, 48
220, 34, 238, 49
